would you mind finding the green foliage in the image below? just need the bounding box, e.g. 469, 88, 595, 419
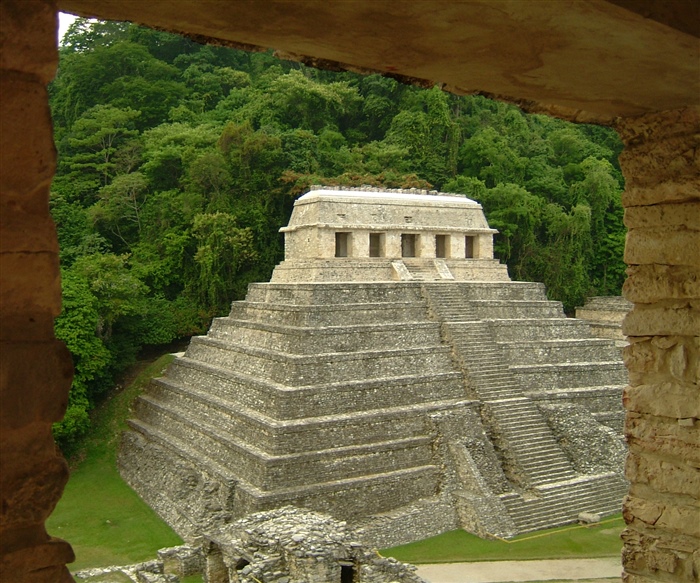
382, 516, 625, 563
188, 212, 257, 311
49, 19, 627, 446
53, 270, 112, 451
47, 355, 183, 571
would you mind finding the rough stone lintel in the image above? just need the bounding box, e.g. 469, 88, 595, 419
624, 265, 700, 304
0, 423, 70, 529
0, 0, 58, 84
624, 493, 699, 538
0, 76, 58, 208
0, 537, 75, 582
623, 383, 700, 419
616, 107, 700, 193
625, 452, 700, 499
625, 412, 699, 465
623, 305, 700, 337
0, 1, 76, 580
615, 107, 700, 147
624, 202, 700, 230
622, 180, 700, 208
0, 252, 62, 318
623, 336, 700, 387
0, 341, 73, 428
621, 523, 700, 583
625, 227, 700, 267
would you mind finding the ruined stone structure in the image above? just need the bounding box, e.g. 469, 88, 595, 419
119, 188, 629, 547
74, 508, 426, 583
576, 296, 632, 345
1, 1, 697, 581
203, 507, 426, 583
272, 186, 503, 283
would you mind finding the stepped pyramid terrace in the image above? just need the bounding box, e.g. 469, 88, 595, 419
119, 187, 629, 547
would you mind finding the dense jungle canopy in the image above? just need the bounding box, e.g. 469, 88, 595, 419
50, 19, 626, 450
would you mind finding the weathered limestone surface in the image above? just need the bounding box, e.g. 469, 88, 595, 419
0, 1, 75, 581
615, 106, 700, 583
56, 0, 700, 124
74, 509, 427, 582
576, 296, 632, 344
205, 507, 427, 583
120, 190, 628, 548
273, 186, 505, 284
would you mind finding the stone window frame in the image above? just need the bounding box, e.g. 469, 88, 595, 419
335, 232, 351, 257
369, 232, 385, 257
401, 233, 419, 257
465, 235, 475, 259
435, 234, 449, 258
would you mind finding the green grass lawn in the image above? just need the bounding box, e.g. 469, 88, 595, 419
47, 351, 625, 576
46, 354, 183, 572
382, 516, 625, 564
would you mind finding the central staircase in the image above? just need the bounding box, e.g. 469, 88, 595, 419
422, 282, 628, 533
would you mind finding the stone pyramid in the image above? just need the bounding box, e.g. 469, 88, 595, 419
119, 187, 628, 547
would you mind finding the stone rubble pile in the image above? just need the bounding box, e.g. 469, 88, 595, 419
205, 506, 427, 583
73, 559, 177, 582
73, 507, 426, 583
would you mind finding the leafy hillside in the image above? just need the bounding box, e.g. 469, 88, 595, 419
50, 19, 626, 450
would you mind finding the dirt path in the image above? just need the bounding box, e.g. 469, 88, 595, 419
414, 558, 622, 583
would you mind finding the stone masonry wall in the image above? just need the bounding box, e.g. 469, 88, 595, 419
615, 107, 700, 583
0, 1, 76, 581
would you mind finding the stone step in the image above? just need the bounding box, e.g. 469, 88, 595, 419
497, 338, 622, 366
464, 354, 506, 361
527, 473, 580, 486
423, 281, 547, 301
488, 318, 594, 341
167, 357, 466, 419
522, 466, 576, 480
503, 439, 573, 460
517, 454, 574, 468
186, 336, 456, 386
133, 396, 437, 490
147, 376, 469, 455
478, 394, 524, 402
449, 334, 496, 343
468, 377, 522, 387
475, 386, 521, 394
500, 434, 561, 447
507, 496, 622, 532
487, 404, 542, 414
499, 429, 562, 442
469, 371, 517, 381
505, 452, 569, 467
510, 362, 629, 390
124, 419, 442, 523
209, 317, 443, 354
232, 301, 431, 327
244, 282, 425, 305
404, 262, 442, 281
474, 390, 523, 400
505, 488, 624, 521
468, 300, 565, 320
235, 464, 444, 522
467, 360, 511, 369
501, 475, 627, 532
518, 458, 576, 471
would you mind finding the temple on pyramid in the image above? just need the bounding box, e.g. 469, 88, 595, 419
119, 187, 628, 547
